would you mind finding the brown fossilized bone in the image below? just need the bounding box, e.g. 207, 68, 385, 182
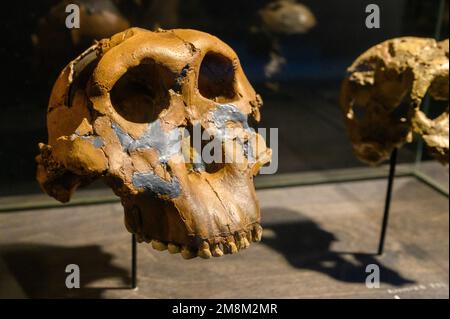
340, 37, 449, 165
36, 28, 272, 259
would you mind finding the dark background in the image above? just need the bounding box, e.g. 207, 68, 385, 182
0, 0, 448, 195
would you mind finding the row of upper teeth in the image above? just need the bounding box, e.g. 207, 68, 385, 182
139, 224, 263, 259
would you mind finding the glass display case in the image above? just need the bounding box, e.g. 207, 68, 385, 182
0, 0, 448, 299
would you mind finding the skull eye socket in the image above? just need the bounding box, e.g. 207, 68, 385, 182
198, 52, 236, 102
110, 59, 175, 123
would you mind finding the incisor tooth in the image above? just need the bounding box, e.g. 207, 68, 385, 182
212, 244, 224, 257
242, 237, 250, 249
253, 225, 263, 242
168, 243, 180, 254
151, 240, 167, 251
181, 246, 196, 259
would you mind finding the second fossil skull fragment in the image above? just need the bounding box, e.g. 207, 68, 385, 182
340, 37, 449, 165
36, 28, 272, 259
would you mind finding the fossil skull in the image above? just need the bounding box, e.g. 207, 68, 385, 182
36, 28, 272, 259
340, 37, 449, 165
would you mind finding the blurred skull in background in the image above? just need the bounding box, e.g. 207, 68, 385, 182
340, 37, 449, 165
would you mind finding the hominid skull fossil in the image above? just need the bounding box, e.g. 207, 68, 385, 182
36, 28, 272, 259
340, 37, 449, 165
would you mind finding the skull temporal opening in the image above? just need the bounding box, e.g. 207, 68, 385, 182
36, 28, 272, 259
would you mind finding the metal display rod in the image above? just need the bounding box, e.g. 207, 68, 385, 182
377, 148, 398, 255
131, 234, 137, 289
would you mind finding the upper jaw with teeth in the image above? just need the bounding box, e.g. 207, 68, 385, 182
141, 223, 263, 259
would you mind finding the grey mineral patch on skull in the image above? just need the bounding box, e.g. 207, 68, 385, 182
112, 120, 182, 197
132, 171, 181, 198
75, 133, 104, 148
210, 104, 255, 161
112, 120, 182, 163
111, 122, 134, 149
211, 104, 250, 132
88, 136, 105, 148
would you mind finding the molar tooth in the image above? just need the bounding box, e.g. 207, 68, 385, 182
168, 243, 180, 254
237, 237, 247, 250
181, 246, 196, 259
235, 233, 247, 250
211, 244, 224, 257
228, 242, 238, 254
197, 241, 212, 259
151, 240, 167, 251
198, 248, 212, 259
223, 237, 238, 254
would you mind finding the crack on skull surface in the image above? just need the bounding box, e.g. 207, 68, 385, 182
74, 131, 105, 149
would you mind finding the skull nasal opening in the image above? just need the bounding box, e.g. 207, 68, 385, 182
198, 52, 236, 103
110, 59, 176, 123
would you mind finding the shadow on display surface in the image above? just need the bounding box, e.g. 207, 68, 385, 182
261, 207, 414, 286
1, 207, 415, 298
1, 244, 130, 298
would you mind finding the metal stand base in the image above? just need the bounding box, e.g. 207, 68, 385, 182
377, 148, 398, 255
131, 234, 137, 289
